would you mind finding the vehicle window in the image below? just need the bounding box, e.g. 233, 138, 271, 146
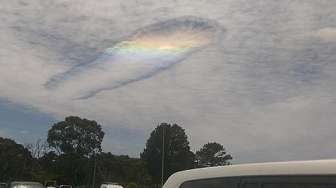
242, 176, 336, 188
242, 183, 259, 188
180, 177, 239, 188
263, 183, 335, 188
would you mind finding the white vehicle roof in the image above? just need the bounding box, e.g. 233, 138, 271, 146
163, 159, 336, 188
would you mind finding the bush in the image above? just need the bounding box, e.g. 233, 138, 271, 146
126, 183, 137, 188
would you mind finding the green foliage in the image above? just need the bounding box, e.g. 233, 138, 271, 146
195, 142, 232, 167
126, 182, 137, 188
141, 123, 195, 184
53, 153, 92, 185
95, 153, 151, 186
0, 137, 34, 181
36, 151, 152, 187
44, 116, 105, 186
47, 116, 105, 156
0, 116, 226, 187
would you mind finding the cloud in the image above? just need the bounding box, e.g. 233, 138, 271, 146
45, 16, 224, 99
309, 27, 336, 42
1, 0, 336, 163
19, 130, 29, 135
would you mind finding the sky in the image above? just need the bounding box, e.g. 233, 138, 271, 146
1, 0, 336, 163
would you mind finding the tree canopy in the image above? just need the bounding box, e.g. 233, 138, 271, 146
0, 137, 33, 181
141, 123, 195, 184
195, 142, 232, 167
47, 116, 105, 156
0, 116, 234, 187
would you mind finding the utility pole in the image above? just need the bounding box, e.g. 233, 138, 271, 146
92, 154, 97, 188
161, 126, 165, 187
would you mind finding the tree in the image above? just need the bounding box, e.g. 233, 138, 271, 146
53, 153, 92, 186
46, 116, 105, 186
37, 151, 59, 180
47, 116, 105, 156
0, 137, 34, 181
26, 139, 50, 159
95, 152, 152, 186
195, 142, 232, 167
141, 123, 195, 184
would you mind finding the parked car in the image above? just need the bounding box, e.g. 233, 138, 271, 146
59, 185, 72, 188
0, 183, 7, 188
44, 180, 56, 188
10, 182, 44, 188
163, 159, 336, 188
100, 183, 123, 188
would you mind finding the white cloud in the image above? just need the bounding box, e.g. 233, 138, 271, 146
19, 130, 29, 135
1, 0, 336, 163
310, 27, 336, 42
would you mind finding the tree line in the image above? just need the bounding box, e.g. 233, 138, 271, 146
0, 116, 232, 188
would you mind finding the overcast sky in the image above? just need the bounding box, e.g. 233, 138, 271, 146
1, 0, 336, 163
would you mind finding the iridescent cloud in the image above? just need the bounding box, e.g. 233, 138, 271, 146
45, 16, 225, 99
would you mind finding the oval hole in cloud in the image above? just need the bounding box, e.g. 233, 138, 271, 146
45, 16, 225, 99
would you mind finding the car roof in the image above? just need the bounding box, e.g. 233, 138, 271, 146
100, 184, 122, 187
163, 159, 336, 188
10, 182, 43, 186
11, 182, 42, 184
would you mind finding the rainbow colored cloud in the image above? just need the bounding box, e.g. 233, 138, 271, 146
46, 16, 225, 99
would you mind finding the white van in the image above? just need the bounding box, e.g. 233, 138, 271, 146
163, 159, 336, 188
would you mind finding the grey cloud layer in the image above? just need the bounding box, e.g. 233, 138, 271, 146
1, 0, 336, 162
